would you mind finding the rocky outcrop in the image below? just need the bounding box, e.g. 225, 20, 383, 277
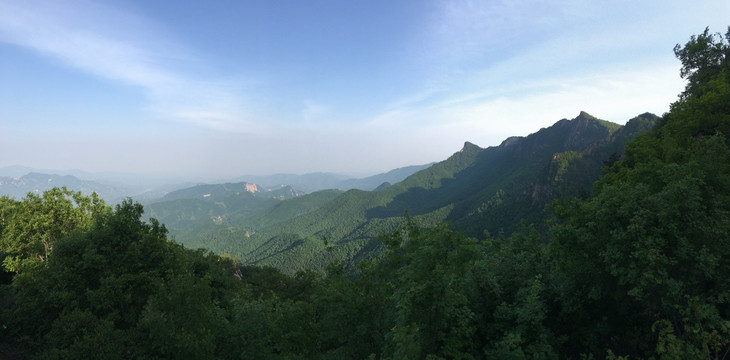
245, 183, 258, 193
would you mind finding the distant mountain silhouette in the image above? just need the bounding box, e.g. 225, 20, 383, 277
232, 163, 433, 193
0, 172, 129, 201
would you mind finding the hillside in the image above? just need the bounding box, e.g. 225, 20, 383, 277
333, 163, 435, 190
145, 182, 305, 234
166, 111, 657, 273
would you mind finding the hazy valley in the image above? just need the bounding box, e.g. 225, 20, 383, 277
2, 111, 658, 274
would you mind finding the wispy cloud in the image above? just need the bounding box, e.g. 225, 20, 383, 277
420, 0, 575, 68
301, 101, 328, 122
0, 0, 257, 132
366, 0, 694, 145
365, 61, 683, 148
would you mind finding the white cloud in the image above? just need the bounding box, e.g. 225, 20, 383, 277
368, 0, 706, 150
363, 60, 684, 151
1, 0, 724, 177
0, 0, 258, 133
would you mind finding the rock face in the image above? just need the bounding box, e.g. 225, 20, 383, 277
245, 183, 258, 193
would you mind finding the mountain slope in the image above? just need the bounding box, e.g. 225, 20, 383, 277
145, 181, 304, 234
168, 112, 657, 273
334, 163, 434, 190
231, 173, 349, 193
451, 112, 660, 236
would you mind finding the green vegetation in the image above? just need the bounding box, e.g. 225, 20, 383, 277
157, 110, 656, 274
1, 27, 728, 358
0, 187, 108, 274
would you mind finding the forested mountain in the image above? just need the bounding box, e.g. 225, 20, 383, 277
230, 173, 349, 193
161, 111, 657, 273
1, 27, 728, 359
144, 182, 307, 240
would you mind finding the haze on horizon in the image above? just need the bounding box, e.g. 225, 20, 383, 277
1, 0, 728, 182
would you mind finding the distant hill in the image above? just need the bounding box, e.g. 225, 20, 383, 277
0, 171, 199, 204
0, 165, 98, 179
234, 163, 433, 193
334, 163, 434, 190
0, 172, 133, 201
231, 173, 349, 193
145, 181, 310, 239
162, 111, 658, 274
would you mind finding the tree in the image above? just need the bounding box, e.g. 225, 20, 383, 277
377, 218, 483, 359
549, 26, 730, 358
4, 200, 172, 355
0, 187, 108, 273
138, 273, 222, 359
673, 26, 730, 100
478, 226, 557, 359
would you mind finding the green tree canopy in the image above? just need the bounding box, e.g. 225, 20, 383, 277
550, 26, 730, 358
0, 187, 108, 274
674, 26, 730, 100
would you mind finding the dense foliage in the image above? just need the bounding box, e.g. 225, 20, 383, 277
1, 27, 729, 359
547, 26, 730, 358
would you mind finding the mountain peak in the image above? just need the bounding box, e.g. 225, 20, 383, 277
460, 141, 482, 153
576, 111, 597, 121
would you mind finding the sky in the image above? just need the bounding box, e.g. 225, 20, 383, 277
0, 0, 728, 182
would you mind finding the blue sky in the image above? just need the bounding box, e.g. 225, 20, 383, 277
0, 0, 728, 181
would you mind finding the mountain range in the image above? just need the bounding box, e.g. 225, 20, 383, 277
147, 111, 659, 273
0, 172, 135, 201
229, 163, 433, 193
1, 111, 658, 274
0, 163, 432, 203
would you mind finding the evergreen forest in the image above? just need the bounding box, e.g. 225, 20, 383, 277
1, 27, 729, 359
